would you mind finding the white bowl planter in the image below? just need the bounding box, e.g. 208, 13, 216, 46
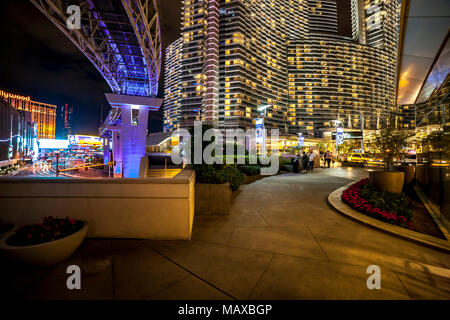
0, 224, 15, 239
0, 221, 88, 267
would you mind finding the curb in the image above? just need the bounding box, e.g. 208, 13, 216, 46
328, 181, 450, 253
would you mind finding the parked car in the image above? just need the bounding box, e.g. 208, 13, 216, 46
347, 153, 383, 166
347, 153, 370, 165
366, 155, 384, 166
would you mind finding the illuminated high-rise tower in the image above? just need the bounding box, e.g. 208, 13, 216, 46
308, 0, 338, 35
164, 38, 182, 132
179, 0, 220, 129
166, 0, 401, 137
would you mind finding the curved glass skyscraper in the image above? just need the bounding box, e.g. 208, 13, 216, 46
166, 0, 401, 137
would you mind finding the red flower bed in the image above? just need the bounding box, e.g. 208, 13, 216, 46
341, 179, 414, 230
6, 216, 84, 246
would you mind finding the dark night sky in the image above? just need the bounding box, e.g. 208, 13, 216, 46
0, 0, 181, 138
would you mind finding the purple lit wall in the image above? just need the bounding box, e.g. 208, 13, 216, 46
105, 94, 162, 178
120, 106, 149, 178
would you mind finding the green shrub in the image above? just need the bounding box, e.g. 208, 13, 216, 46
194, 164, 226, 184
221, 165, 244, 191
194, 164, 244, 191
279, 156, 293, 166
186, 125, 245, 191
238, 165, 260, 176
359, 183, 413, 221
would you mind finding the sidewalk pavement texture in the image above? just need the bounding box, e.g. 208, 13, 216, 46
1, 168, 449, 300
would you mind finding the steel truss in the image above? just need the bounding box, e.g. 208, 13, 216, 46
31, 0, 162, 97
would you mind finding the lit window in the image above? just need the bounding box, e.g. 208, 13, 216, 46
131, 107, 139, 126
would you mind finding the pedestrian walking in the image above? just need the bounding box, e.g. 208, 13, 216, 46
293, 152, 300, 173
301, 152, 309, 172
308, 151, 316, 171
325, 151, 332, 168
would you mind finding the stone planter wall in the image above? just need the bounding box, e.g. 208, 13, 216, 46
0, 170, 195, 240
369, 171, 405, 193
195, 183, 231, 215
400, 165, 415, 186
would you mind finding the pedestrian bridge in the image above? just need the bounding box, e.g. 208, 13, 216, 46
32, 0, 163, 178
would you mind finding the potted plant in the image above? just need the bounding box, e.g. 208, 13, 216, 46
368, 126, 412, 193
0, 216, 88, 267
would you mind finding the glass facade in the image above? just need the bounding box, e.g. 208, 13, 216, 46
167, 0, 401, 138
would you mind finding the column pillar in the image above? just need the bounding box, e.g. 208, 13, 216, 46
105, 94, 162, 178
120, 106, 149, 178
112, 131, 122, 178
103, 138, 110, 166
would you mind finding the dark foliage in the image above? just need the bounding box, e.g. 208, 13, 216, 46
6, 217, 84, 246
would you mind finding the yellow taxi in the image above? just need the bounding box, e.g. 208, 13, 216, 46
347, 153, 369, 164
347, 153, 383, 166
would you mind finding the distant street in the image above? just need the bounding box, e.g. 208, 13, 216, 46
7, 161, 57, 178
2, 159, 108, 179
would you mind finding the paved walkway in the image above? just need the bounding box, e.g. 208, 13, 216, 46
2, 168, 450, 299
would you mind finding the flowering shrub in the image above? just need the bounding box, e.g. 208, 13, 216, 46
341, 179, 414, 230
6, 216, 84, 246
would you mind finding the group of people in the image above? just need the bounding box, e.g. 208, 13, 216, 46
292, 150, 335, 173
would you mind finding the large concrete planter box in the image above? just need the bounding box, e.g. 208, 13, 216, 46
0, 221, 88, 267
369, 171, 405, 193
0, 170, 195, 240
195, 183, 231, 215
243, 174, 263, 184
400, 165, 415, 186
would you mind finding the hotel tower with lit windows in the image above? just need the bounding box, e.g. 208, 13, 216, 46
164, 38, 183, 132
0, 90, 57, 139
165, 0, 401, 137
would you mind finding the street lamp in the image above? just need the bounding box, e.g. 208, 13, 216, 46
257, 104, 271, 118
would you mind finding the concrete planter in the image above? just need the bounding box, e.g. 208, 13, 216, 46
195, 183, 231, 215
243, 174, 263, 184
400, 165, 415, 186
369, 171, 405, 193
0, 221, 88, 267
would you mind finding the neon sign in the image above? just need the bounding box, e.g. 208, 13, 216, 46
69, 135, 102, 146
0, 90, 31, 102
37, 139, 69, 149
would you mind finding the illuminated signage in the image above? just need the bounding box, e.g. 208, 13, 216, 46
336, 127, 344, 146
332, 131, 363, 140
37, 139, 69, 149
255, 118, 264, 144
0, 90, 31, 102
69, 135, 102, 146
298, 136, 304, 148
